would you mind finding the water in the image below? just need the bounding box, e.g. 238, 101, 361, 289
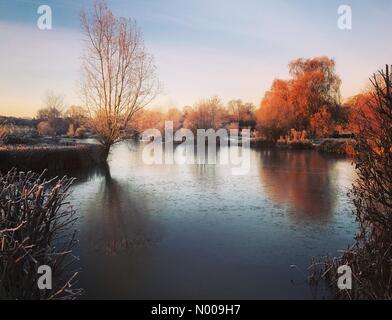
66, 141, 357, 299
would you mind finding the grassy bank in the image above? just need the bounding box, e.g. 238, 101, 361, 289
315, 139, 355, 156
257, 138, 356, 156
277, 140, 313, 150
0, 143, 106, 173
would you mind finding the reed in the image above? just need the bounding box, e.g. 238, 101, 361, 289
310, 65, 392, 300
0, 143, 106, 173
0, 168, 81, 299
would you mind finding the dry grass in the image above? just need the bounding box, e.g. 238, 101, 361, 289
0, 143, 106, 174
310, 65, 392, 300
316, 139, 356, 156
0, 168, 81, 299
0, 124, 37, 144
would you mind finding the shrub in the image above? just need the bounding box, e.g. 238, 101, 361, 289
0, 124, 38, 145
37, 121, 55, 136
0, 169, 81, 299
0, 124, 15, 144
74, 127, 86, 139
66, 123, 75, 137
311, 65, 392, 299
317, 139, 355, 156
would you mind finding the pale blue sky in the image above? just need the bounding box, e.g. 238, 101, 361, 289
0, 0, 391, 116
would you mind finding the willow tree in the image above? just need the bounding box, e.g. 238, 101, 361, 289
80, 0, 159, 158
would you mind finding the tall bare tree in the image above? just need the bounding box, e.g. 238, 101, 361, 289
80, 0, 160, 157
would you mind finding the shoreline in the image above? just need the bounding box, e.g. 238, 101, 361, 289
260, 138, 355, 156
0, 136, 355, 172
0, 142, 106, 173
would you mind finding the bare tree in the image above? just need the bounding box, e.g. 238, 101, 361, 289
37, 91, 65, 136
227, 100, 254, 122
80, 0, 160, 157
183, 96, 227, 132
66, 105, 88, 126
310, 65, 392, 299
38, 91, 65, 118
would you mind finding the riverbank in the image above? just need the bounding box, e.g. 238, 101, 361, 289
0, 137, 355, 175
0, 142, 106, 173
253, 138, 356, 156
314, 139, 355, 156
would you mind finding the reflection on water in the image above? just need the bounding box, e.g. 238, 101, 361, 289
65, 141, 357, 299
258, 150, 347, 222
80, 167, 161, 256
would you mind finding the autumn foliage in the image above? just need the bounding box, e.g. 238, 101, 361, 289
129, 97, 256, 136
256, 57, 343, 140
344, 92, 380, 136
257, 79, 292, 140
183, 97, 227, 132
316, 65, 392, 299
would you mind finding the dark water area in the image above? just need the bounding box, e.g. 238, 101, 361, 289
1, 140, 358, 299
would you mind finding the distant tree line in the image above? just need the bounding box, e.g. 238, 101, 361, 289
0, 91, 89, 145
0, 56, 384, 150
130, 97, 256, 137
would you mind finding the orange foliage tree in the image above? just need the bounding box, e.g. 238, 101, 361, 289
344, 92, 379, 135
256, 79, 293, 140
129, 107, 183, 136
309, 106, 335, 138
165, 108, 183, 132
130, 109, 165, 134
257, 57, 342, 140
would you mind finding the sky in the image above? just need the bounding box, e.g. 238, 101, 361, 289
0, 0, 391, 117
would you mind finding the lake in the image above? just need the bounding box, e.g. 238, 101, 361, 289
67, 141, 357, 299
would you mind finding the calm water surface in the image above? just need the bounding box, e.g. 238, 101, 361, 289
68, 141, 357, 299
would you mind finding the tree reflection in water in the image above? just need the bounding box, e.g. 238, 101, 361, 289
258, 150, 346, 222
79, 163, 161, 256
62, 142, 356, 299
